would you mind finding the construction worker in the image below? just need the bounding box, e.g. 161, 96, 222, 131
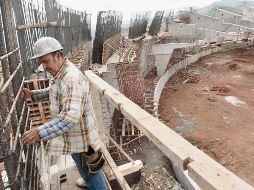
21, 37, 107, 190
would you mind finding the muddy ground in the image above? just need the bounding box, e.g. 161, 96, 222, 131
159, 47, 254, 186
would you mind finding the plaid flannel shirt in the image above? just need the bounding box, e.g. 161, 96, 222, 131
33, 59, 100, 155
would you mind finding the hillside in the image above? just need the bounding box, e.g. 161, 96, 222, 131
199, 0, 254, 15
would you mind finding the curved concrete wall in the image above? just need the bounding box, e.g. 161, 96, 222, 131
153, 40, 253, 188
153, 40, 252, 117
154, 46, 219, 117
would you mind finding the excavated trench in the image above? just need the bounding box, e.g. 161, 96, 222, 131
159, 47, 254, 186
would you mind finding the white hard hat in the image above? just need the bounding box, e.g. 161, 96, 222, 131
31, 37, 63, 59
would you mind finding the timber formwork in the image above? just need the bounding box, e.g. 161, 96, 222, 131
24, 77, 51, 129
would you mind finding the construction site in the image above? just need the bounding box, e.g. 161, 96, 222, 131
0, 0, 254, 189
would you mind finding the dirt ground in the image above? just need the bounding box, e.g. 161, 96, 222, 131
159, 47, 254, 186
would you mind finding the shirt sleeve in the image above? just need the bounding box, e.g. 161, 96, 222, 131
38, 118, 75, 141
32, 88, 49, 102
37, 81, 88, 141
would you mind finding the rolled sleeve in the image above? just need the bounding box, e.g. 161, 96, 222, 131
32, 88, 49, 102
38, 118, 75, 141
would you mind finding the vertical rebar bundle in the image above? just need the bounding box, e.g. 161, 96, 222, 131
92, 11, 122, 64
128, 11, 151, 39
160, 11, 174, 32
148, 11, 165, 36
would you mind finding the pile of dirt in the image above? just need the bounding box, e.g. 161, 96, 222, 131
131, 166, 183, 190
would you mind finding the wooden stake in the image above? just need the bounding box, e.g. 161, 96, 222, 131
100, 143, 131, 190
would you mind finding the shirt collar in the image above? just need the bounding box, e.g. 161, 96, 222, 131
52, 59, 70, 83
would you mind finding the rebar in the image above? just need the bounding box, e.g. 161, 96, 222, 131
148, 11, 165, 36
128, 11, 151, 39
0, 0, 92, 189
92, 11, 122, 64
0, 0, 23, 121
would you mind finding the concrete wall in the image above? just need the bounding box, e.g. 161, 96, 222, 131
166, 23, 196, 42
243, 5, 254, 21
151, 43, 195, 77
222, 22, 253, 33
240, 19, 254, 28
101, 64, 119, 130
140, 39, 157, 76
215, 9, 254, 31
151, 39, 254, 189
214, 8, 242, 25
153, 47, 218, 117
189, 12, 223, 31
195, 28, 240, 42
189, 12, 253, 34
153, 40, 252, 118
214, 8, 254, 29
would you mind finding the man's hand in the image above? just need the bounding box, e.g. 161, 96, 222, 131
22, 128, 40, 145
20, 88, 32, 100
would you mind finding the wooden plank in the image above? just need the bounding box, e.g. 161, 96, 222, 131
16, 21, 57, 30
105, 133, 133, 163
30, 115, 51, 121
100, 143, 131, 190
107, 160, 143, 181
32, 74, 46, 124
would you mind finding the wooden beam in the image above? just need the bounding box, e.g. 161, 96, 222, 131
3, 78, 24, 129
105, 133, 134, 163
107, 160, 143, 181
0, 46, 19, 61
100, 143, 131, 190
0, 61, 22, 93
32, 74, 46, 124
16, 21, 57, 30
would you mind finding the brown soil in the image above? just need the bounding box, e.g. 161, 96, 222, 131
159, 47, 254, 186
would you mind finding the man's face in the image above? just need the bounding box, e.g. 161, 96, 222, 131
38, 52, 62, 76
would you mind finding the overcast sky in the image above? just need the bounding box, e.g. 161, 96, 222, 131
58, 0, 219, 26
